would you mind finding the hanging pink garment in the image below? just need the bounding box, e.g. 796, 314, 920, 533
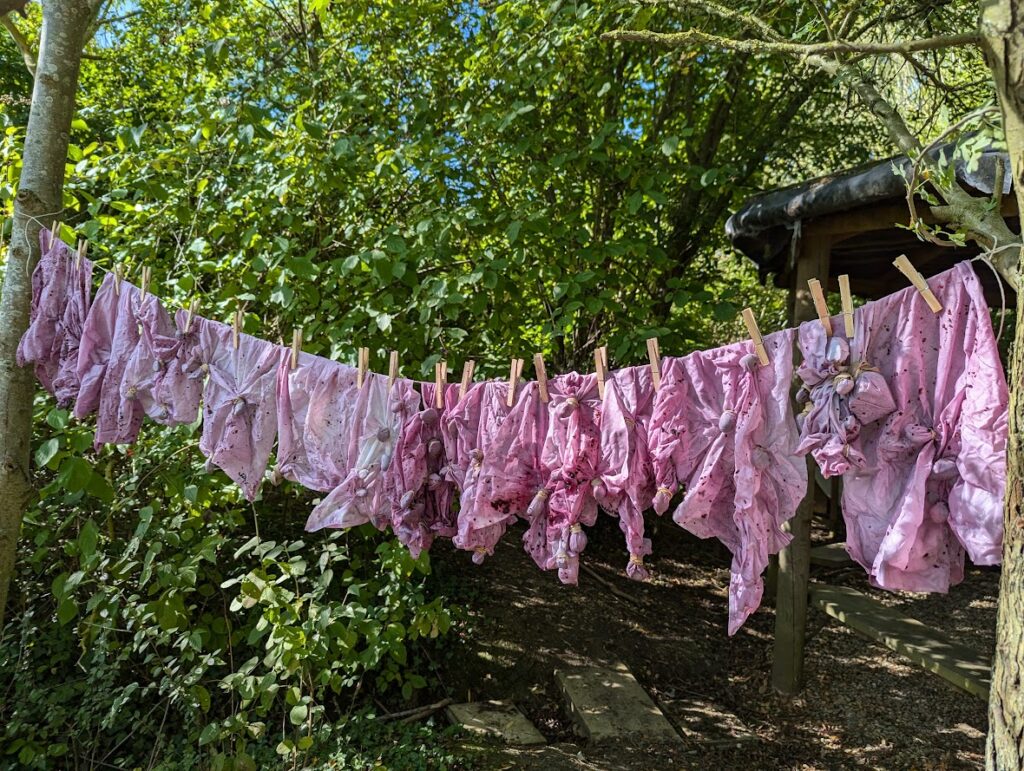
389, 382, 458, 557
276, 352, 360, 492
117, 292, 181, 434
648, 357, 693, 516
441, 381, 485, 496
91, 282, 148, 448
594, 365, 657, 580
665, 331, 805, 634
305, 373, 418, 532
190, 317, 283, 501
839, 263, 1006, 592
143, 308, 206, 427
75, 274, 123, 420
453, 381, 515, 563
519, 385, 554, 570
17, 229, 71, 394
534, 372, 602, 585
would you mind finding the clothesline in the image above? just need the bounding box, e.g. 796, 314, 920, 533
17, 227, 1010, 635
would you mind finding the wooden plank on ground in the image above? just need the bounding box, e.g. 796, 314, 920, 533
809, 582, 991, 699
809, 542, 854, 567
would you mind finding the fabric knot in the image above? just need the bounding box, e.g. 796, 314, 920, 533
376, 427, 391, 442
657, 486, 672, 496
126, 386, 138, 398
629, 553, 644, 565
624, 416, 636, 428
719, 409, 737, 432
833, 371, 854, 396
570, 524, 583, 533
566, 397, 578, 407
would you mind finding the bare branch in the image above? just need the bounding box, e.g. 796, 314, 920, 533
602, 28, 982, 57
0, 0, 27, 16
1, 13, 33, 75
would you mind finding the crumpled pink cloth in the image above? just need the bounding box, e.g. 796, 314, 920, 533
388, 382, 458, 558
535, 372, 603, 585
305, 373, 418, 532
190, 317, 283, 501
74, 272, 121, 420
659, 331, 805, 634
117, 291, 182, 434
595, 365, 656, 580
276, 352, 360, 492
841, 262, 1006, 592
453, 380, 515, 563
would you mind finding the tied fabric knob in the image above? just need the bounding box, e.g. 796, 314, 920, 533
834, 372, 854, 396
931, 457, 959, 481
626, 554, 650, 581
427, 473, 443, 491
653, 486, 673, 515
719, 409, 737, 432
472, 547, 488, 565
390, 401, 405, 414
740, 352, 760, 371
796, 385, 810, 404
427, 439, 443, 458
400, 490, 415, 509
826, 336, 850, 366
420, 408, 439, 426
929, 500, 950, 523
591, 477, 608, 502
751, 446, 771, 470
556, 397, 579, 419
376, 427, 391, 442
231, 397, 246, 416
469, 448, 484, 467
527, 488, 549, 516
555, 549, 569, 569
568, 524, 587, 555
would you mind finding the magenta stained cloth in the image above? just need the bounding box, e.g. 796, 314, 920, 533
189, 317, 283, 501
305, 373, 419, 532
74, 272, 122, 420
535, 372, 602, 585
595, 365, 657, 580
388, 382, 458, 558
276, 352, 360, 492
659, 331, 806, 634
838, 263, 1006, 592
452, 380, 515, 563
117, 291, 182, 436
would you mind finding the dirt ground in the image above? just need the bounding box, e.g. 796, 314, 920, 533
431, 513, 996, 770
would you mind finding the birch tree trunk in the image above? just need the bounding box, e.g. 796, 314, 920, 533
984, 0, 1024, 766
0, 0, 98, 629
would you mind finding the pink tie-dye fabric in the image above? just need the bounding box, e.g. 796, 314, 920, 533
837, 263, 1006, 592
74, 273, 121, 420
17, 229, 72, 395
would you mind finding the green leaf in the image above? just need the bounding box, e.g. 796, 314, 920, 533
78, 519, 99, 558
57, 457, 92, 493
289, 705, 308, 725
506, 221, 522, 245
198, 723, 219, 746
56, 598, 78, 625
35, 438, 59, 468
661, 136, 679, 156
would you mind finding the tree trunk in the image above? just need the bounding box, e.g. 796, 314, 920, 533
0, 0, 98, 630
983, 0, 1024, 767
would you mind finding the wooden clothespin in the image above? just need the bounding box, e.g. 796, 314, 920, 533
50, 221, 60, 250
893, 254, 943, 313
357, 346, 369, 388
140, 266, 152, 298
646, 337, 662, 391
506, 357, 519, 407
184, 298, 199, 334
434, 360, 447, 409
232, 308, 243, 350
387, 351, 399, 390
113, 264, 123, 297
290, 327, 303, 370
838, 274, 855, 338
75, 239, 87, 269
459, 360, 475, 401
807, 279, 832, 337
741, 308, 769, 366
533, 353, 549, 403
594, 347, 607, 398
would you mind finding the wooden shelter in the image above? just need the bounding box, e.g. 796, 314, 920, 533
725, 148, 1017, 697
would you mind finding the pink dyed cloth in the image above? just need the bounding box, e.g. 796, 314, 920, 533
305, 373, 418, 532
452, 381, 515, 563
389, 382, 458, 557
659, 331, 806, 634
595, 365, 657, 580
535, 373, 602, 585
90, 281, 147, 448
189, 318, 284, 501
117, 292, 181, 432
18, 229, 73, 394
839, 263, 1006, 592
276, 352, 360, 492
74, 273, 121, 420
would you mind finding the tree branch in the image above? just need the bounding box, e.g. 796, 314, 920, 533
602, 28, 982, 58
1, 13, 34, 75
0, 0, 27, 16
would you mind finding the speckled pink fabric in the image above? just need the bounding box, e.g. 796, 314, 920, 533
838, 263, 1006, 592
192, 317, 284, 501
74, 273, 120, 420
595, 366, 657, 580
91, 282, 145, 448
18, 229, 72, 395
118, 292, 180, 430
660, 331, 805, 634
535, 372, 602, 585
305, 373, 418, 532
276, 352, 360, 492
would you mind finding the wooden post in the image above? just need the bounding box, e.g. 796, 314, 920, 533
771, 228, 831, 695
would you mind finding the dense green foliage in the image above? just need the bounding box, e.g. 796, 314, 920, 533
0, 0, 994, 767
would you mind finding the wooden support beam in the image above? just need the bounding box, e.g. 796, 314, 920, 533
772, 227, 831, 695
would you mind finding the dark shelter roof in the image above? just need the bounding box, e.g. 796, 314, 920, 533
725, 148, 1016, 304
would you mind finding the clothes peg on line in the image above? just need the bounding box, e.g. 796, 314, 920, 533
838, 274, 855, 338
50, 221, 60, 250
741, 308, 769, 366
357, 347, 369, 387
184, 298, 198, 334
290, 327, 303, 370
388, 350, 399, 390
232, 308, 243, 350
435, 360, 447, 409
459, 360, 475, 401
140, 266, 152, 298
893, 254, 943, 312
646, 337, 662, 391
75, 239, 87, 269
506, 357, 519, 407
533, 353, 549, 403
807, 278, 832, 336
113, 264, 123, 297
594, 347, 607, 398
